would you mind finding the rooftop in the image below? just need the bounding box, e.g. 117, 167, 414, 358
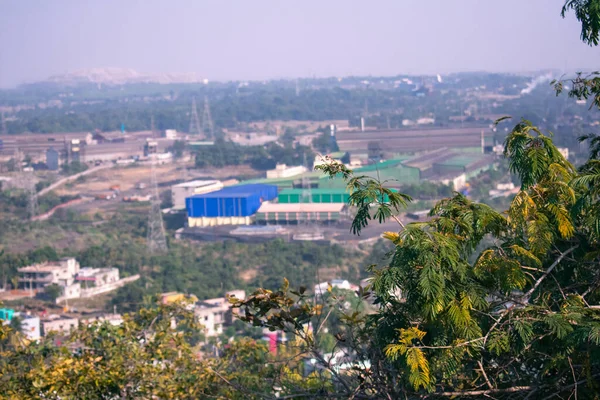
18, 261, 68, 273
172, 180, 221, 188
257, 202, 345, 213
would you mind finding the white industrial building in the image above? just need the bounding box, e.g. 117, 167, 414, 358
171, 180, 223, 210
266, 164, 308, 179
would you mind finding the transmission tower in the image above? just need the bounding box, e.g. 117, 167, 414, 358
151, 115, 157, 138
1, 110, 7, 135
26, 170, 38, 220
147, 155, 168, 253
202, 95, 214, 139
188, 97, 202, 135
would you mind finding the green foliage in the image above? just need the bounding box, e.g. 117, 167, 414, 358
562, 0, 600, 45
0, 302, 328, 399
237, 122, 600, 397
44, 283, 63, 302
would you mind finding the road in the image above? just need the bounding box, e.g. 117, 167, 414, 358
38, 163, 113, 196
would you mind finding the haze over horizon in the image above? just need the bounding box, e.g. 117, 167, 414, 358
1, 0, 599, 88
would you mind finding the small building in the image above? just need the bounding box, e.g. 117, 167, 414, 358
255, 202, 346, 224
46, 148, 60, 171
195, 290, 246, 337
41, 315, 79, 336
144, 140, 158, 156
171, 180, 223, 210
76, 267, 120, 288
18, 258, 80, 291
266, 164, 307, 179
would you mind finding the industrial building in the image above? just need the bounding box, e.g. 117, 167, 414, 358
186, 184, 278, 227
195, 290, 245, 337
171, 180, 223, 210
318, 149, 494, 189
277, 188, 350, 204
255, 202, 346, 224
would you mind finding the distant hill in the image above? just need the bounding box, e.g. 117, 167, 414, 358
45, 67, 208, 86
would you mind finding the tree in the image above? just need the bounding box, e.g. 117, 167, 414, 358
232, 118, 600, 398
44, 283, 63, 303
0, 301, 328, 399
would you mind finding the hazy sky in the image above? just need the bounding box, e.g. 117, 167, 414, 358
1, 0, 599, 87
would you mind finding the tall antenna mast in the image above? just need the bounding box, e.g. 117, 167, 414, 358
202, 95, 214, 139
189, 97, 202, 136
147, 155, 168, 253
151, 115, 157, 138
1, 110, 7, 135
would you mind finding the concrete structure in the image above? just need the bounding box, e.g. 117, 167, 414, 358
18, 258, 80, 290
195, 290, 246, 337
78, 274, 140, 299
76, 267, 120, 287
164, 129, 177, 139
171, 180, 223, 210
56, 283, 81, 302
41, 315, 79, 336
266, 164, 308, 179
20, 315, 41, 340
255, 202, 345, 224
46, 148, 60, 170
